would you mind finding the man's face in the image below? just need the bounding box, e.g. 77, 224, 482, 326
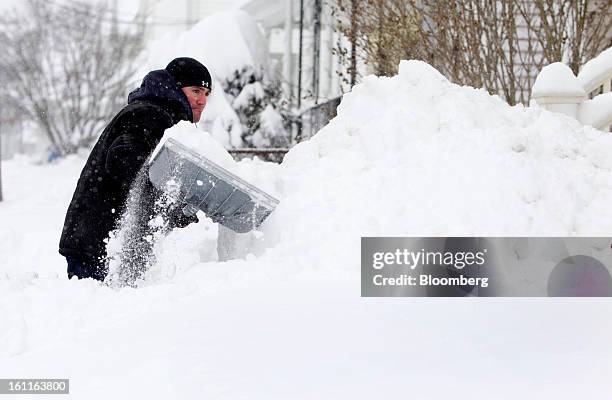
181, 86, 210, 122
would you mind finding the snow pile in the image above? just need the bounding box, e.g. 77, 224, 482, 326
148, 61, 612, 272
258, 61, 611, 258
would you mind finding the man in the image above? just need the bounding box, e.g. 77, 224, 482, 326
59, 57, 212, 281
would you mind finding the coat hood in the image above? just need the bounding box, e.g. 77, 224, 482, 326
127, 69, 193, 123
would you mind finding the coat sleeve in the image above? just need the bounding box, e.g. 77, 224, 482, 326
105, 109, 198, 230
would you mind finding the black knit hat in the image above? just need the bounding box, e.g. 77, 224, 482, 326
166, 57, 212, 91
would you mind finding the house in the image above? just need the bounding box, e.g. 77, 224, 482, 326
238, 0, 350, 109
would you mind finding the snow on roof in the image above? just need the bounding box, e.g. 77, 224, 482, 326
532, 62, 585, 99
578, 46, 612, 93
138, 10, 268, 83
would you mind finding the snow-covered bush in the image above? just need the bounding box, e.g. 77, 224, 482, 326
223, 66, 292, 151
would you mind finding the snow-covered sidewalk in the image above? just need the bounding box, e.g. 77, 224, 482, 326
0, 156, 86, 279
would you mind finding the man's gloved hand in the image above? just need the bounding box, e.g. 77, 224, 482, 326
166, 204, 199, 229
177, 212, 199, 229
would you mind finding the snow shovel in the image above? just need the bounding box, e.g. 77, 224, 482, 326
148, 138, 279, 233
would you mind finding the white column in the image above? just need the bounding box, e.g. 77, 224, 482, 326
604, 77, 611, 94
532, 63, 585, 120
323, 24, 334, 99
323, 2, 335, 99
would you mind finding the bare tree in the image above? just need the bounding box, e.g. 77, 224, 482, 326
332, 0, 425, 86
0, 0, 145, 156
410, 0, 538, 104
519, 0, 611, 75
332, 0, 611, 105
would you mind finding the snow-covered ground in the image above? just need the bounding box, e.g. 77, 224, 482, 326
1, 61, 612, 398
0, 155, 85, 279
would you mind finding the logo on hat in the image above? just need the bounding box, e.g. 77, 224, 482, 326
166, 57, 212, 89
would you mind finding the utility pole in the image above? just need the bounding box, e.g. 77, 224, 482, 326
350, 0, 357, 87
295, 0, 304, 142
312, 0, 321, 105
297, 0, 304, 111
283, 0, 293, 106
306, 0, 322, 141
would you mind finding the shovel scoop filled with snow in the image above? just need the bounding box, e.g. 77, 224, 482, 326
148, 139, 279, 233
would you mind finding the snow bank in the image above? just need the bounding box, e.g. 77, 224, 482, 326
143, 60, 612, 274
146, 60, 612, 268
212, 60, 610, 269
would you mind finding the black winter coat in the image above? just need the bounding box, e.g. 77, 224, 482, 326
59, 69, 195, 274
